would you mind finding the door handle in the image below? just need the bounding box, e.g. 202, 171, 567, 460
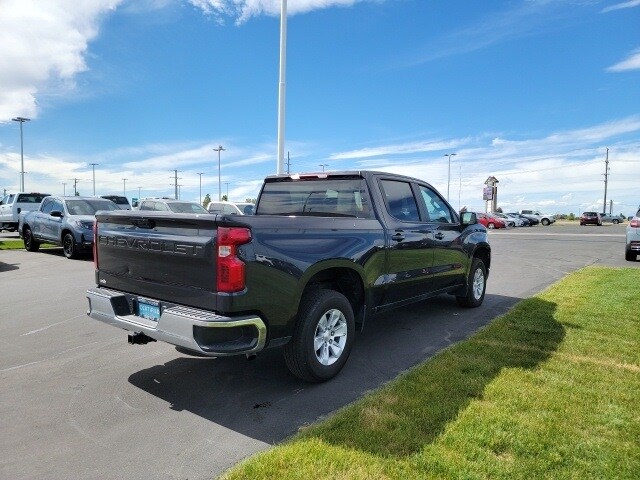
434, 232, 445, 240
391, 231, 405, 242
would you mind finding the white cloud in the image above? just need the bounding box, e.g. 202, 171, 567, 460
601, 0, 640, 13
607, 47, 640, 72
188, 0, 369, 23
330, 138, 470, 160
0, 0, 122, 121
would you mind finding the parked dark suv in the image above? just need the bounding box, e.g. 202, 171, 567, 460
580, 212, 602, 226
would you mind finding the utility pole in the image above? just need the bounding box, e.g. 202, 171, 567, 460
11, 117, 30, 191
89, 163, 99, 196
62, 182, 66, 196
225, 182, 230, 200
602, 148, 610, 214
458, 163, 462, 212
319, 163, 328, 172
213, 145, 225, 201
197, 173, 204, 205
71, 178, 80, 196
286, 151, 291, 175
122, 178, 128, 197
170, 170, 181, 199
138, 186, 142, 199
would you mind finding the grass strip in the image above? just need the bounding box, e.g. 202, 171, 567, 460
0, 239, 26, 250
222, 267, 640, 479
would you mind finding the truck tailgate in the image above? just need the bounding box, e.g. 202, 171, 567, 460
95, 212, 221, 308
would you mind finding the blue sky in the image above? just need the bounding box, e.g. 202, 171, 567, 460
1, 0, 639, 214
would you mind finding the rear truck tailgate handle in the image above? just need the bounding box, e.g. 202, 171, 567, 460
391, 231, 405, 242
131, 218, 156, 229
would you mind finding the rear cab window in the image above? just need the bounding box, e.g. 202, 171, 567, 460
379, 180, 420, 222
257, 177, 372, 218
16, 193, 50, 204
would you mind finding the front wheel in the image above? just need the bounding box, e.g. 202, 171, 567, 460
541, 218, 550, 226
626, 250, 637, 261
284, 289, 355, 382
613, 219, 619, 224
487, 223, 495, 229
62, 233, 79, 259
23, 228, 40, 252
456, 258, 487, 308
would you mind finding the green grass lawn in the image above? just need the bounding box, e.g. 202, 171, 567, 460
0, 238, 25, 250
0, 238, 56, 250
222, 267, 640, 479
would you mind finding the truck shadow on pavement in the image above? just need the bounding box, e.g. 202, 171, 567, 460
127, 293, 563, 448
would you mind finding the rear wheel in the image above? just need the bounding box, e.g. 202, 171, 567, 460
626, 250, 637, 261
62, 233, 79, 259
613, 219, 620, 224
284, 289, 354, 382
23, 228, 40, 252
542, 218, 550, 226
487, 222, 495, 229
456, 257, 487, 308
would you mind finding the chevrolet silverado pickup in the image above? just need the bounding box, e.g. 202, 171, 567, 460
86, 171, 491, 381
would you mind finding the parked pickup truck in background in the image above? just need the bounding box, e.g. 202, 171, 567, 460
21, 196, 119, 259
86, 171, 491, 382
520, 209, 556, 226
0, 192, 50, 231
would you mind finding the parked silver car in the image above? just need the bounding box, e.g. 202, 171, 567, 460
625, 208, 640, 261
20, 196, 119, 259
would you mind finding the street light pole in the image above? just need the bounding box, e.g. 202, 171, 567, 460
122, 178, 128, 197
89, 163, 99, 196
319, 163, 328, 172
444, 153, 456, 202
225, 182, 229, 200
11, 117, 30, 191
213, 145, 225, 201
276, 0, 288, 174
197, 173, 204, 205
62, 182, 67, 196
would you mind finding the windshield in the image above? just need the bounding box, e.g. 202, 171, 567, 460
65, 199, 120, 215
257, 178, 372, 218
167, 202, 208, 214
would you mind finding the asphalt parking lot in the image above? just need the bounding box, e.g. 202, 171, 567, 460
0, 224, 637, 479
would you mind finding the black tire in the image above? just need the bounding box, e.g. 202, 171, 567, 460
456, 257, 487, 308
613, 219, 620, 224
283, 289, 355, 382
541, 218, 550, 226
62, 233, 79, 259
626, 250, 637, 262
23, 228, 40, 252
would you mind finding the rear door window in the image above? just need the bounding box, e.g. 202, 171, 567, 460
380, 180, 421, 222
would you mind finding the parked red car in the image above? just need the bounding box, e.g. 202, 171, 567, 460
475, 212, 506, 229
580, 212, 602, 226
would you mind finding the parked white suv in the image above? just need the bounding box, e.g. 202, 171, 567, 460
520, 209, 556, 226
207, 201, 254, 215
0, 192, 51, 231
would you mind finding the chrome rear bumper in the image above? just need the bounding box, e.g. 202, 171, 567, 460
86, 287, 267, 356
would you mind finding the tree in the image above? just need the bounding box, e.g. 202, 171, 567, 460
222, 194, 228, 201
202, 193, 211, 208
245, 198, 257, 204
495, 206, 503, 213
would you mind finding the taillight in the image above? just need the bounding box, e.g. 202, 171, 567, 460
631, 218, 639, 228
216, 227, 251, 292
93, 221, 98, 269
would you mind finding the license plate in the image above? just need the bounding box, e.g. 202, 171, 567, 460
138, 299, 160, 321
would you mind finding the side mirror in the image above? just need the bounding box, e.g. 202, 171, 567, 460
50, 210, 63, 218
460, 212, 477, 226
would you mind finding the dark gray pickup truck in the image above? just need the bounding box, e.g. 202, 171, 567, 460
86, 171, 490, 381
